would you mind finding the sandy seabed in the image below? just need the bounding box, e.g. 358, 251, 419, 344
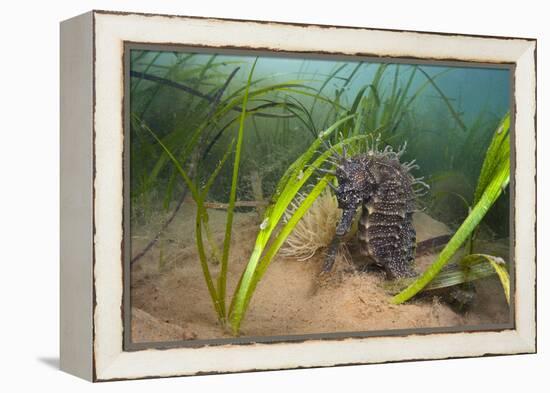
130, 200, 509, 343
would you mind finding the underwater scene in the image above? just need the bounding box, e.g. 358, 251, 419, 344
128, 48, 512, 343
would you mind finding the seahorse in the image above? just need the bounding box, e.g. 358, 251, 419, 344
322, 141, 426, 279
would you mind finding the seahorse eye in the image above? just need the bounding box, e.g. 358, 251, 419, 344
336, 190, 355, 209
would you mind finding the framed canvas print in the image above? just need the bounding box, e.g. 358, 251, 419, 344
60, 10, 536, 382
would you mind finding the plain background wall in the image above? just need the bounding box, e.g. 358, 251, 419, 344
0, 0, 546, 390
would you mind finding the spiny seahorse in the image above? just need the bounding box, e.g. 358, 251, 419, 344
322, 140, 427, 279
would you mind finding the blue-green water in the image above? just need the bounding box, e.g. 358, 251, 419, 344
129, 49, 510, 237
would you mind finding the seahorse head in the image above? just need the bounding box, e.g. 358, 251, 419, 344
333, 156, 373, 236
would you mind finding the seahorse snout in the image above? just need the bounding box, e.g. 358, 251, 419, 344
336, 208, 356, 236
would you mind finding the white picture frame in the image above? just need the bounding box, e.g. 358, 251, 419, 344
60, 10, 536, 381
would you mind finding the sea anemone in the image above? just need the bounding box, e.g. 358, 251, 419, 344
280, 190, 344, 261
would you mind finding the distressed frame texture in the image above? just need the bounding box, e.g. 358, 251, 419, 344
60, 10, 537, 382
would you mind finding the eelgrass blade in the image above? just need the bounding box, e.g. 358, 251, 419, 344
424, 254, 501, 292
392, 153, 510, 304
467, 113, 510, 253
310, 63, 348, 113
138, 53, 195, 118
473, 113, 510, 204
391, 110, 510, 304
352, 97, 366, 137
342, 62, 364, 88
198, 138, 236, 265
283, 95, 318, 138
487, 257, 511, 305
395, 66, 417, 111
402, 68, 450, 113
423, 258, 495, 291
418, 67, 467, 132
228, 127, 365, 334
131, 51, 161, 94
379, 65, 400, 128
231, 177, 331, 333
133, 115, 198, 198
203, 100, 300, 158
363, 64, 388, 131
144, 81, 320, 189
461, 254, 510, 304
135, 115, 223, 319
431, 190, 471, 213
385, 253, 510, 303
268, 114, 356, 211
218, 58, 258, 317
344, 84, 369, 137
383, 258, 496, 295
195, 200, 224, 319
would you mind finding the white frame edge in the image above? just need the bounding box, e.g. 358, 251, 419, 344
60, 11, 94, 381
81, 11, 536, 381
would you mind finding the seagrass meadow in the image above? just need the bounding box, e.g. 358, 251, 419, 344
126, 47, 512, 344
